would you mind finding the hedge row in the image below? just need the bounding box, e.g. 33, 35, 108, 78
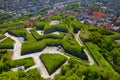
31, 30, 65, 41
7, 29, 88, 60
21, 39, 88, 60
21, 39, 62, 55
44, 24, 68, 34
7, 29, 35, 42
30, 30, 40, 40
7, 30, 27, 40
36, 22, 48, 30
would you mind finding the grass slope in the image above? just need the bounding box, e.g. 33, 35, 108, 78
0, 37, 14, 49
40, 54, 67, 75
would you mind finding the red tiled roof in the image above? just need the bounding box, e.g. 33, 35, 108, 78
99, 26, 105, 29
86, 15, 91, 19
85, 9, 91, 12
93, 11, 106, 17
116, 20, 120, 23
27, 22, 33, 26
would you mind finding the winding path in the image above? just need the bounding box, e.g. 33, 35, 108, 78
4, 32, 69, 79
5, 33, 24, 60
75, 31, 94, 65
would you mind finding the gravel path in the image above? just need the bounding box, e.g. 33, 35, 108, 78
49, 20, 60, 26
4, 32, 69, 79
26, 28, 32, 34
5, 33, 24, 60
36, 30, 44, 35
0, 37, 7, 42
51, 31, 60, 35
75, 31, 94, 65
33, 55, 49, 78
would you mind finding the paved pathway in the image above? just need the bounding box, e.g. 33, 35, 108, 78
0, 37, 7, 42
4, 32, 69, 79
49, 20, 60, 26
75, 31, 94, 65
26, 28, 32, 34
36, 30, 44, 35
5, 33, 24, 60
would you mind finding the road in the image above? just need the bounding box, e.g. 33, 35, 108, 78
75, 31, 94, 65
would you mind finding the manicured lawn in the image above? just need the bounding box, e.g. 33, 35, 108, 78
40, 54, 67, 75
0, 37, 14, 49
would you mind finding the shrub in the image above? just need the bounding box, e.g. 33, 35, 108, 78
10, 57, 35, 69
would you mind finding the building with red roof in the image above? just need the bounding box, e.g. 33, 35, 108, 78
92, 11, 106, 18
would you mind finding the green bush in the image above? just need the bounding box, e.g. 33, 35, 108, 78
26, 68, 45, 80
0, 68, 46, 80
0, 51, 35, 74
0, 21, 23, 28
98, 28, 113, 35
46, 14, 63, 21
10, 57, 35, 69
